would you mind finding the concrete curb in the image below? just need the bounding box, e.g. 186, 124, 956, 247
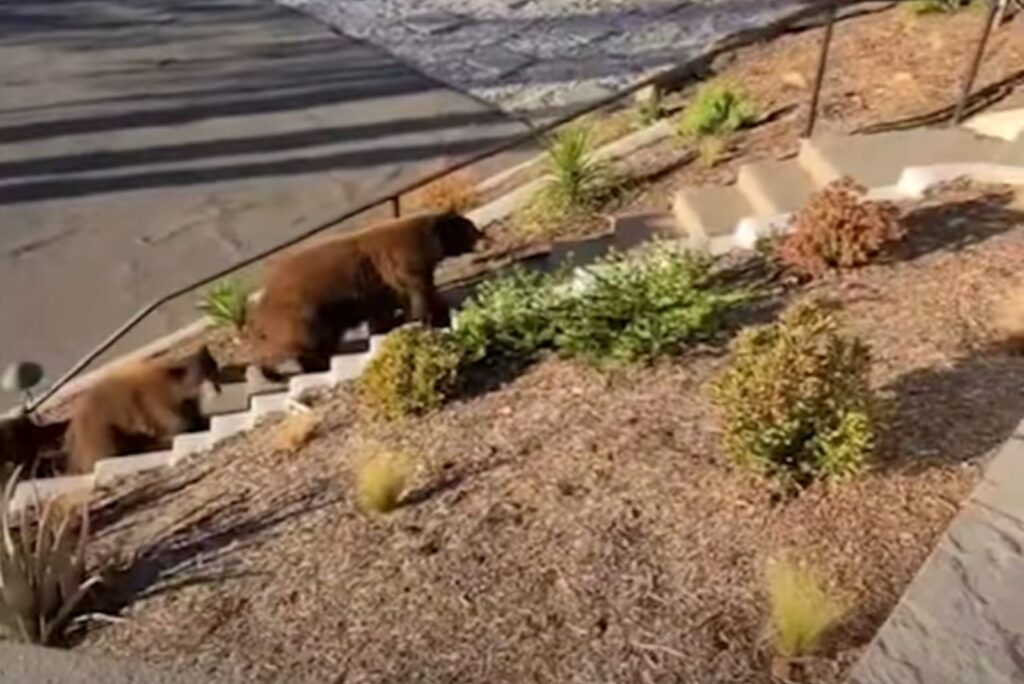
847, 419, 1024, 683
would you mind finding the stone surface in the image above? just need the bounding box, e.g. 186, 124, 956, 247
0, 641, 234, 684
0, 0, 529, 412
280, 0, 828, 117
848, 420, 1024, 684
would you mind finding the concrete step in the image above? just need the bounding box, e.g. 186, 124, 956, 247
963, 90, 1024, 142
209, 411, 255, 446
736, 157, 819, 216
199, 381, 250, 417
671, 185, 755, 250
799, 128, 1010, 188
171, 431, 212, 463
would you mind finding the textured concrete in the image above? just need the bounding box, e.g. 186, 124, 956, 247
0, 0, 530, 411
848, 421, 1024, 684
0, 642, 233, 684
281, 0, 830, 116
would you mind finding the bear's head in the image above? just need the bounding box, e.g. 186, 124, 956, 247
245, 298, 314, 374
434, 213, 484, 257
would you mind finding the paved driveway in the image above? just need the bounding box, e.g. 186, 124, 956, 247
0, 0, 529, 408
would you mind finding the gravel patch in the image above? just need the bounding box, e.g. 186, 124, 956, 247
277, 0, 828, 117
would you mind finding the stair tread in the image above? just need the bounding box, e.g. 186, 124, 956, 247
804, 128, 1010, 187
673, 185, 754, 240
738, 158, 818, 216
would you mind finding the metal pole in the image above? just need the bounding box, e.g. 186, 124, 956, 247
804, 0, 838, 139
953, 0, 999, 124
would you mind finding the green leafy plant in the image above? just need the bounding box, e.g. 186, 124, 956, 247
678, 82, 758, 139
359, 325, 462, 421
198, 278, 251, 331
557, 247, 751, 364
528, 126, 613, 226
907, 0, 975, 14
354, 447, 412, 515
778, 177, 904, 279
766, 556, 846, 661
453, 268, 565, 364
711, 299, 874, 486
0, 468, 100, 645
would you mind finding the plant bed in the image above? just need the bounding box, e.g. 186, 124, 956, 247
65, 183, 1024, 683
475, 3, 1024, 256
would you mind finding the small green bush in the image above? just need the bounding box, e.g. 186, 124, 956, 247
558, 247, 750, 364
198, 278, 250, 331
767, 556, 846, 659
453, 268, 564, 364
529, 126, 612, 224
907, 0, 974, 15
711, 300, 874, 485
678, 82, 758, 139
360, 325, 462, 421
354, 447, 411, 515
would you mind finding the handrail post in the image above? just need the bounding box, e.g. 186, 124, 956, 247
952, 0, 999, 124
804, 0, 838, 139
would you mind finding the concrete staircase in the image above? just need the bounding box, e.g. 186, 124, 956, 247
660, 107, 1024, 254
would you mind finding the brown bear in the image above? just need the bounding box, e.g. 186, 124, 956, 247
64, 346, 221, 474
246, 211, 482, 375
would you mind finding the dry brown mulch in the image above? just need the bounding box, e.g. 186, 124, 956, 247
73, 185, 1024, 683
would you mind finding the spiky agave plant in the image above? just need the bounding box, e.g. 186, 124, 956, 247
0, 467, 101, 644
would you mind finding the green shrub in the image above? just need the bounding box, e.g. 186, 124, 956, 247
907, 0, 974, 14
558, 247, 750, 364
198, 278, 250, 331
360, 325, 462, 420
452, 268, 564, 364
711, 300, 874, 485
767, 556, 846, 659
529, 126, 612, 224
678, 82, 758, 139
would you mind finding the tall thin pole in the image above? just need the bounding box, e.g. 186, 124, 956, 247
804, 1, 838, 138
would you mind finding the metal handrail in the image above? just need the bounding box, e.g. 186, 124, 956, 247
24, 0, 1007, 412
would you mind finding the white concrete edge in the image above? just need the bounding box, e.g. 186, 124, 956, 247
963, 107, 1024, 143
